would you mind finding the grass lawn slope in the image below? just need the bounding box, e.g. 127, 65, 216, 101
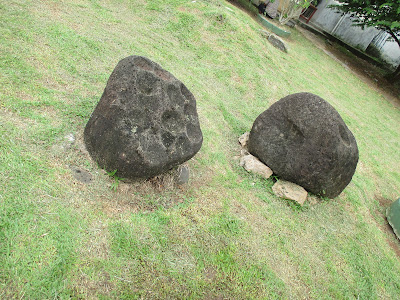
1, 0, 400, 298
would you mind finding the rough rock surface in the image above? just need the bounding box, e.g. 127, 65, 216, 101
84, 56, 203, 179
272, 180, 308, 205
240, 154, 273, 179
248, 92, 358, 198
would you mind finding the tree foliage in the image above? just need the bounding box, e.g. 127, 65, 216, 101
329, 0, 400, 80
329, 0, 400, 37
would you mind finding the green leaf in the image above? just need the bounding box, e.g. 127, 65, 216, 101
391, 21, 400, 29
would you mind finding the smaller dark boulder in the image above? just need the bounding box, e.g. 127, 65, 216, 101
248, 92, 359, 198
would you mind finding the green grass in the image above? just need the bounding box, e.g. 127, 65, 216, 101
1, 0, 400, 298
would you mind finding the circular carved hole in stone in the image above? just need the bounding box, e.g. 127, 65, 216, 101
184, 103, 196, 118
167, 84, 185, 108
161, 109, 184, 133
136, 71, 160, 95
161, 131, 176, 148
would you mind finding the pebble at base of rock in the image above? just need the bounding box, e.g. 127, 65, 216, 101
238, 132, 250, 148
84, 56, 203, 179
176, 165, 190, 185
240, 154, 273, 179
272, 180, 308, 206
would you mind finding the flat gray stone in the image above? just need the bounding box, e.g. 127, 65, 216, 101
268, 34, 288, 53
267, 0, 280, 18
176, 165, 190, 185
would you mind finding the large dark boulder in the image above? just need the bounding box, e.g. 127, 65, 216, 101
84, 56, 203, 179
248, 92, 358, 198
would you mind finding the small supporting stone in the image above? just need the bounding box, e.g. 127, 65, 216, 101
238, 132, 250, 148
272, 180, 308, 205
240, 154, 273, 179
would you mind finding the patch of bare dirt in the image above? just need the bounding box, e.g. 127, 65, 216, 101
204, 267, 218, 282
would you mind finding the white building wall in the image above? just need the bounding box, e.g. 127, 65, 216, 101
307, 0, 400, 68
330, 15, 379, 51
377, 36, 400, 69
309, 0, 341, 33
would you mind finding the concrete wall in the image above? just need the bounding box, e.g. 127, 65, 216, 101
371, 33, 400, 70
308, 0, 400, 68
331, 15, 379, 51
309, 0, 341, 33
310, 0, 378, 51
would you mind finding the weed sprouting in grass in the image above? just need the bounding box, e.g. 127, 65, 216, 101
106, 169, 125, 191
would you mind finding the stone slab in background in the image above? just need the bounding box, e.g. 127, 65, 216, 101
84, 56, 203, 179
264, 0, 280, 19
272, 180, 308, 205
268, 34, 288, 53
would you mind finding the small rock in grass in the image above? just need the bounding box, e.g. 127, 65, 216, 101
240, 154, 273, 179
272, 180, 308, 206
52, 133, 76, 152
65, 133, 75, 144
176, 165, 190, 185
